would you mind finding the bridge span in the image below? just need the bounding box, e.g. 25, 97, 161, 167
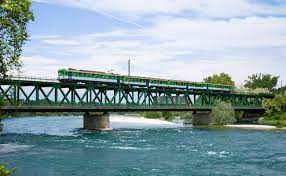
0, 76, 274, 130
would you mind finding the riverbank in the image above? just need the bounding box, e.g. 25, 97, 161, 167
224, 124, 286, 130
110, 115, 176, 125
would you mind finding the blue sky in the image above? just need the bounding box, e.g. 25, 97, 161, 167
21, 0, 286, 86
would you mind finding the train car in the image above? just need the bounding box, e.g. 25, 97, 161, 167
57, 68, 233, 92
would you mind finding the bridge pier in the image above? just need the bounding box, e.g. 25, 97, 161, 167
192, 111, 211, 125
83, 112, 112, 131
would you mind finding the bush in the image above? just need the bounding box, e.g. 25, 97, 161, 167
263, 93, 286, 120
259, 118, 286, 127
180, 112, 193, 119
0, 164, 15, 176
210, 101, 236, 125
141, 111, 175, 120
161, 111, 174, 120
142, 111, 161, 119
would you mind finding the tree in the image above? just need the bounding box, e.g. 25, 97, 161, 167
0, 164, 15, 176
262, 92, 286, 120
274, 86, 286, 95
244, 74, 279, 91
142, 111, 161, 119
204, 73, 235, 86
0, 0, 34, 77
180, 111, 193, 119
161, 111, 174, 120
210, 101, 236, 125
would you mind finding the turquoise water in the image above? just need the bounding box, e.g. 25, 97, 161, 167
0, 116, 286, 176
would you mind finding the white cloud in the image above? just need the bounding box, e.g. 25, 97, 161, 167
20, 56, 62, 77
143, 16, 286, 49
26, 1, 286, 84
41, 39, 80, 46
33, 0, 286, 19
24, 15, 286, 83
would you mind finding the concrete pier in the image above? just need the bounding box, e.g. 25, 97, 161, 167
83, 112, 112, 131
192, 112, 211, 125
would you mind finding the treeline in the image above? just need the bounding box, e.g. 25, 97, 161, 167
204, 73, 281, 93
262, 93, 286, 127
142, 72, 285, 126
205, 73, 286, 127
141, 111, 193, 120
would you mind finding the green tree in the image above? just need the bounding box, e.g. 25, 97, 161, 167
210, 101, 236, 125
0, 164, 15, 176
244, 74, 279, 91
262, 92, 286, 120
0, 0, 34, 77
204, 73, 235, 86
161, 111, 174, 120
142, 111, 161, 119
274, 86, 286, 95
180, 111, 193, 119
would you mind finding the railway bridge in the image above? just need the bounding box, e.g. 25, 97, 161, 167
0, 76, 274, 130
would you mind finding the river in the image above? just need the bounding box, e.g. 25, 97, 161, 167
0, 115, 286, 176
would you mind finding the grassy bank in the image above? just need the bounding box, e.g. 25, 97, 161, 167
258, 119, 286, 128
140, 111, 193, 121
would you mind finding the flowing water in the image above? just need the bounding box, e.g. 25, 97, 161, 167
0, 116, 286, 176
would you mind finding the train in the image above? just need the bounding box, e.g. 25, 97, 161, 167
57, 68, 233, 92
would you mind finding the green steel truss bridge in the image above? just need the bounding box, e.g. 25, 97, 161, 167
0, 76, 274, 114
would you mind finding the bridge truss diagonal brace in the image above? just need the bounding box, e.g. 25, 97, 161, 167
0, 78, 272, 111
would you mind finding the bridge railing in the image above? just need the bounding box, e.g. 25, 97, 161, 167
2, 75, 59, 83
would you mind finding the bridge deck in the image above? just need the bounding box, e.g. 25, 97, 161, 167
1, 105, 264, 113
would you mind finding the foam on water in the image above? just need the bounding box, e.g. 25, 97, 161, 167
0, 143, 33, 154
109, 146, 153, 150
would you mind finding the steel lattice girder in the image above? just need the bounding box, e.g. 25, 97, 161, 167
0, 79, 273, 111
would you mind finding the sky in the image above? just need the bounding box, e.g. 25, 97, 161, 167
20, 0, 286, 86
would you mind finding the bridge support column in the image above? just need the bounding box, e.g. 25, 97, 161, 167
83, 112, 112, 131
192, 111, 211, 125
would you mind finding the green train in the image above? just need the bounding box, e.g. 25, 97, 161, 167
58, 68, 233, 91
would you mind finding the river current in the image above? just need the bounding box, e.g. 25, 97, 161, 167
0, 116, 286, 176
